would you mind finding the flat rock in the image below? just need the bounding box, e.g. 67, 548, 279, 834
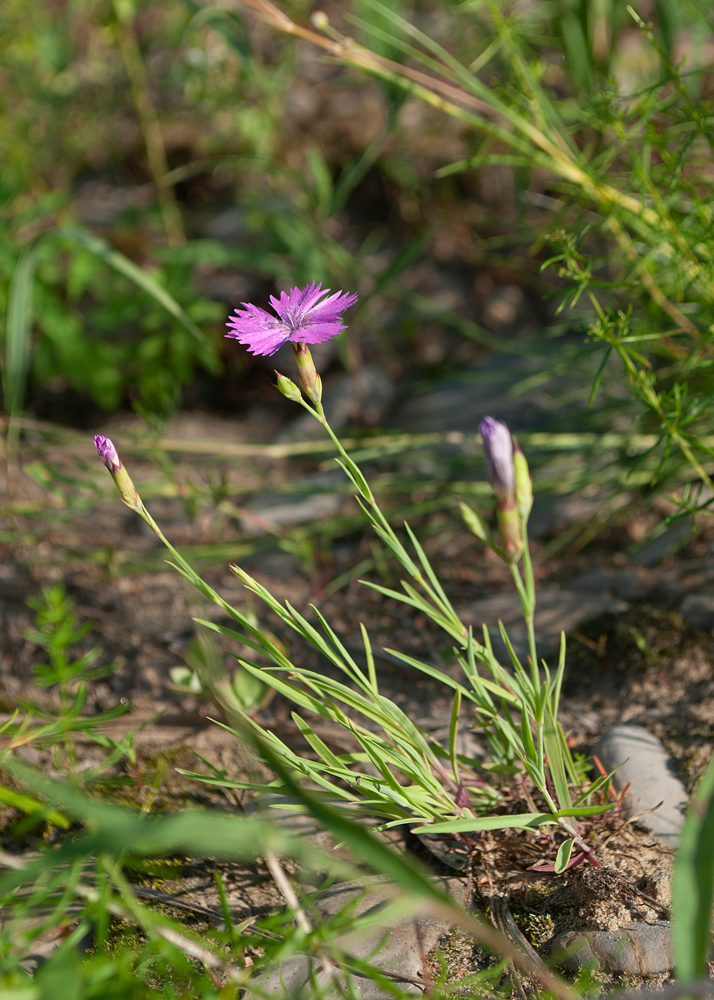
242, 470, 346, 533
551, 921, 672, 974
631, 516, 694, 566
567, 567, 652, 602
389, 353, 589, 436
592, 726, 687, 846
528, 489, 632, 541
457, 589, 628, 662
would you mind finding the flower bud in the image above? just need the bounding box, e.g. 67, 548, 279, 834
94, 434, 120, 473
292, 342, 322, 406
496, 502, 522, 562
275, 371, 302, 403
478, 417, 515, 501
93, 434, 141, 512
478, 417, 522, 562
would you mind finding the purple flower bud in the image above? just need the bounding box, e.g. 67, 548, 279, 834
94, 435, 121, 473
93, 434, 141, 512
478, 417, 515, 501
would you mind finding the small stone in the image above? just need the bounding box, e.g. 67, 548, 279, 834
551, 921, 672, 974
680, 591, 714, 629
592, 726, 687, 846
247, 551, 301, 580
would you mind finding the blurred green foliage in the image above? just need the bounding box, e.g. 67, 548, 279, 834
0, 0, 377, 419
3, 0, 714, 504
3, 0, 714, 528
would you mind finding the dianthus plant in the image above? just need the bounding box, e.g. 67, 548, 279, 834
94, 283, 610, 873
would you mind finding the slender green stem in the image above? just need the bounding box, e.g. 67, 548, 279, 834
310, 400, 462, 626
510, 560, 538, 700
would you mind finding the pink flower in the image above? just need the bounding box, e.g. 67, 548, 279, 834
225, 282, 358, 357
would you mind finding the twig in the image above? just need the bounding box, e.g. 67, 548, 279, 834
264, 851, 312, 935
490, 896, 543, 1000
112, 2, 185, 247
414, 919, 433, 997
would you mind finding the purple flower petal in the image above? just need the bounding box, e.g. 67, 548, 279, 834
479, 417, 515, 500
226, 281, 358, 357
94, 434, 121, 472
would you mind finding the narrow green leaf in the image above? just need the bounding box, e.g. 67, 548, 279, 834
520, 709, 537, 763
554, 839, 575, 874
498, 621, 527, 678
414, 813, 554, 835
0, 756, 321, 868
543, 704, 571, 810
556, 803, 614, 818
334, 456, 371, 500
253, 735, 455, 903
383, 647, 516, 704
308, 604, 372, 689
235, 660, 329, 717
0, 784, 70, 828
194, 617, 293, 669
292, 713, 343, 770
361, 623, 378, 695
672, 752, 714, 980
403, 522, 457, 613
589, 345, 613, 407
449, 688, 461, 783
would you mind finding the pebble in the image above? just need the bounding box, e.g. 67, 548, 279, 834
548, 725, 687, 976
679, 591, 714, 630
457, 589, 628, 662
568, 567, 651, 602
389, 352, 585, 436
592, 725, 687, 846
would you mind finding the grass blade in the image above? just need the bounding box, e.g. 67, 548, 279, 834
543, 703, 571, 810
413, 813, 553, 834
672, 752, 714, 980
53, 227, 212, 350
